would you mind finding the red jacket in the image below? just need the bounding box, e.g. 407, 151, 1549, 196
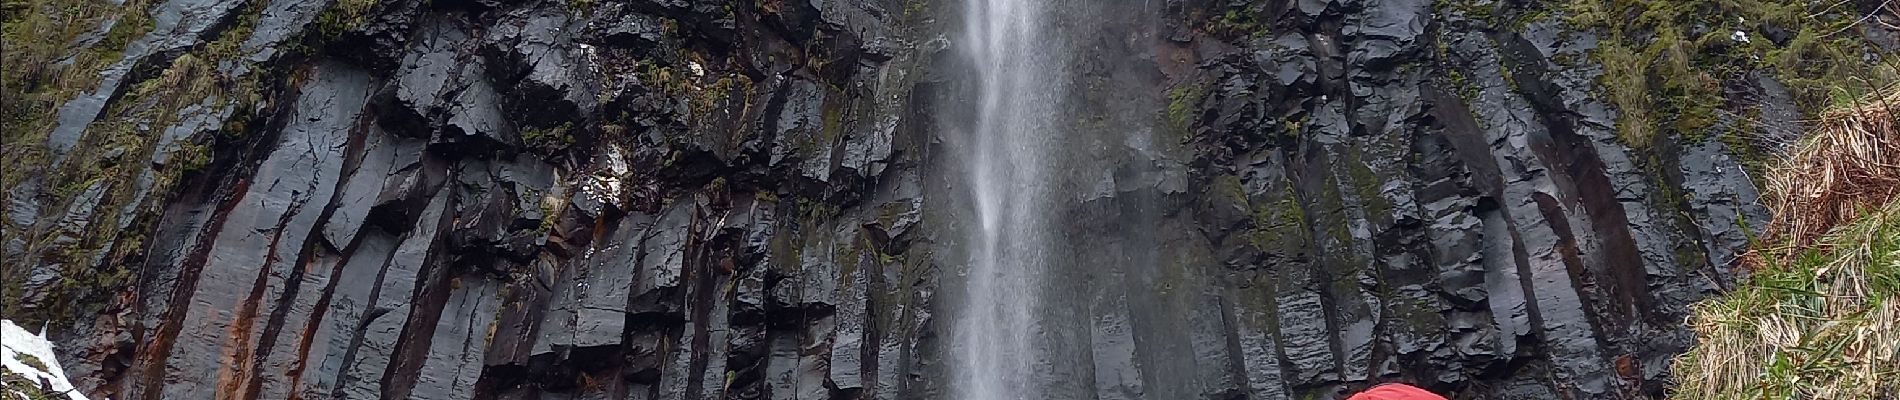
1346, 383, 1447, 400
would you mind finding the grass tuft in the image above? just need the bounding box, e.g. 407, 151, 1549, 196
1673, 87, 1900, 400
1673, 203, 1900, 399
1761, 87, 1900, 251
1, 0, 154, 191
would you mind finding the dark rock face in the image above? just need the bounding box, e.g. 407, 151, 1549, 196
8, 0, 1875, 398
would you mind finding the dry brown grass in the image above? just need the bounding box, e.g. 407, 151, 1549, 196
1673, 87, 1900, 400
1673, 203, 1900, 400
1761, 85, 1900, 253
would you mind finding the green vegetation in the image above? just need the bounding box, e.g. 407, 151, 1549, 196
817, 96, 846, 148
1315, 172, 1354, 259
525, 186, 565, 234
901, 0, 928, 22
1445, 66, 1477, 103
1246, 182, 1309, 253
1434, 0, 1496, 24
1436, 0, 1552, 30
1559, 0, 1898, 148
522, 122, 578, 151
1205, 8, 1268, 39
1674, 90, 1899, 399
1164, 82, 1206, 141
1, 0, 148, 320
794, 197, 841, 225
637, 59, 690, 97
694, 74, 753, 120
1, 369, 58, 400
1, 0, 155, 191
314, 0, 379, 37
22, 49, 219, 321
1672, 204, 1899, 399
0, 0, 285, 323
13, 355, 47, 374
566, 0, 594, 16
1343, 149, 1392, 221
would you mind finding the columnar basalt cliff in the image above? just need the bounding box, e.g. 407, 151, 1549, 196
2, 0, 1894, 399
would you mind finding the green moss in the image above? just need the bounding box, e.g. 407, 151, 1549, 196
1204, 7, 1269, 39
818, 97, 846, 145
1593, 43, 1657, 147
1279, 114, 1307, 141
528, 187, 563, 234
875, 201, 909, 232
1564, 0, 1889, 149
1639, 148, 1720, 275
521, 122, 576, 151
693, 74, 753, 121
1, 369, 58, 400
95, 8, 154, 61
1247, 185, 1308, 252
1213, 174, 1248, 206
1434, 0, 1498, 24
1445, 65, 1478, 103
566, 0, 594, 15
1344, 149, 1392, 220
1318, 174, 1352, 247
315, 0, 380, 38
901, 0, 927, 20
204, 5, 259, 62
1717, 108, 1771, 186
2, 0, 155, 192
1164, 82, 1206, 141
15, 354, 48, 373
637, 60, 688, 98
2, 0, 269, 322
794, 197, 840, 224
1497, 59, 1521, 91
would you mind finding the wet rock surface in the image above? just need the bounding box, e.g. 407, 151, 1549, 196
1, 0, 1870, 399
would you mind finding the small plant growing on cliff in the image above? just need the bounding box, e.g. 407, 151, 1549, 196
521, 122, 577, 152
1164, 82, 1206, 141
1, 0, 155, 192
566, 0, 594, 15
902, 0, 928, 21
1, 369, 57, 400
13, 355, 47, 374
1205, 8, 1268, 39
315, 0, 379, 37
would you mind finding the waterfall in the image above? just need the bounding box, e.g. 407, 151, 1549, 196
955, 0, 1066, 399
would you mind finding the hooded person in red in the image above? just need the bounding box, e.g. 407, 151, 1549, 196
1346, 383, 1447, 400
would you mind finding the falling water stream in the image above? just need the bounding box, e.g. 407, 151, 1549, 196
955, 0, 1066, 399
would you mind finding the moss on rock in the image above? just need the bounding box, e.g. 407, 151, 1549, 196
1561, 0, 1894, 149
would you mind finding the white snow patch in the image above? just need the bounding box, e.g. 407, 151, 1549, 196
1731, 30, 1750, 43
2, 320, 92, 400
